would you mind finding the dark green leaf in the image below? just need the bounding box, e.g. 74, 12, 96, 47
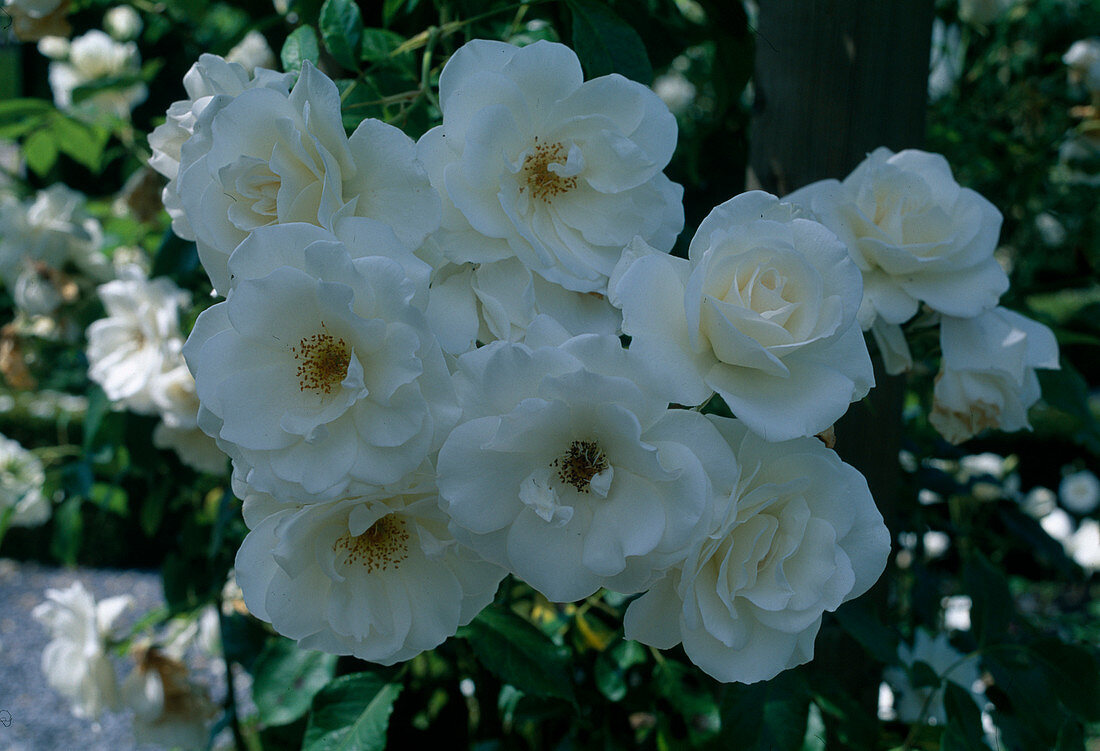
710, 671, 809, 751
832, 599, 898, 665
462, 605, 575, 702
941, 682, 990, 751
566, 0, 653, 84
303, 672, 402, 751
282, 26, 321, 73
360, 28, 408, 64
24, 129, 58, 176
253, 638, 338, 727
82, 386, 111, 452
1030, 640, 1100, 722
594, 652, 627, 701
656, 660, 720, 741
319, 0, 364, 71
1054, 717, 1085, 751
963, 554, 1012, 645
49, 496, 83, 565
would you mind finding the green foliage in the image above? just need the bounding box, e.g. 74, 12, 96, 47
566, 0, 653, 84
303, 673, 404, 751
253, 639, 339, 727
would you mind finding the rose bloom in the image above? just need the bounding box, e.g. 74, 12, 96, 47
785, 148, 1008, 332
0, 184, 108, 294
49, 29, 147, 120
0, 432, 51, 526
86, 274, 189, 415
234, 466, 504, 664
611, 191, 873, 441
174, 61, 438, 295
436, 334, 715, 602
418, 39, 683, 295
930, 307, 1059, 444
624, 417, 889, 684
32, 581, 132, 719
184, 222, 456, 500
147, 53, 292, 242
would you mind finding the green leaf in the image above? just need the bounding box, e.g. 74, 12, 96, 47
941, 682, 990, 751
360, 28, 409, 65
710, 671, 809, 751
656, 660, 720, 741
253, 638, 338, 727
24, 128, 58, 176
1030, 640, 1100, 722
462, 605, 575, 702
594, 652, 627, 701
50, 496, 83, 566
566, 0, 653, 84
51, 115, 109, 172
303, 672, 402, 751
1054, 717, 1085, 751
150, 227, 200, 279
382, 0, 419, 25
832, 599, 898, 665
319, 0, 364, 71
0, 98, 54, 120
963, 554, 1012, 645
282, 25, 321, 73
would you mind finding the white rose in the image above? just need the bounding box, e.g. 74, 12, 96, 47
175, 61, 439, 295
884, 628, 982, 724
624, 417, 890, 684
436, 335, 715, 602
0, 432, 51, 526
1060, 469, 1100, 515
0, 184, 107, 288
48, 29, 146, 119
234, 469, 505, 664
183, 223, 457, 500
418, 39, 683, 295
32, 581, 132, 719
86, 275, 189, 415
37, 35, 70, 59
930, 307, 1059, 444
147, 53, 292, 241
612, 191, 873, 441
1063, 39, 1100, 93
786, 147, 1009, 329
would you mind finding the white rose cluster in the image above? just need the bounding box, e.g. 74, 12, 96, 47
85, 271, 225, 473
158, 36, 1041, 682
0, 432, 51, 527
48, 29, 147, 120
786, 147, 1060, 442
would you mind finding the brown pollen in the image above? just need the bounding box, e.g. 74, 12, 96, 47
520, 137, 578, 202
553, 439, 608, 493
291, 325, 351, 395
333, 515, 410, 573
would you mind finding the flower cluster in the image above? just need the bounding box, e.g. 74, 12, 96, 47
159, 37, 1055, 684
786, 147, 1059, 443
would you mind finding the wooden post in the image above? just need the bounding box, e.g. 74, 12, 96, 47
747, 0, 934, 729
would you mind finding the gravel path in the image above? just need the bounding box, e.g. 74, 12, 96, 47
0, 559, 232, 751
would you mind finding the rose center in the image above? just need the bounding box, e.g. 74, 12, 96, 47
552, 439, 608, 493
521, 138, 577, 202
333, 515, 410, 573
292, 328, 351, 395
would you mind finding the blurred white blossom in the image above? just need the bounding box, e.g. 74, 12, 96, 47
1059, 469, 1100, 514
226, 30, 276, 73
0, 432, 51, 526
49, 29, 147, 120
885, 628, 983, 725
1064, 38, 1100, 93
32, 581, 132, 719
103, 5, 142, 41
